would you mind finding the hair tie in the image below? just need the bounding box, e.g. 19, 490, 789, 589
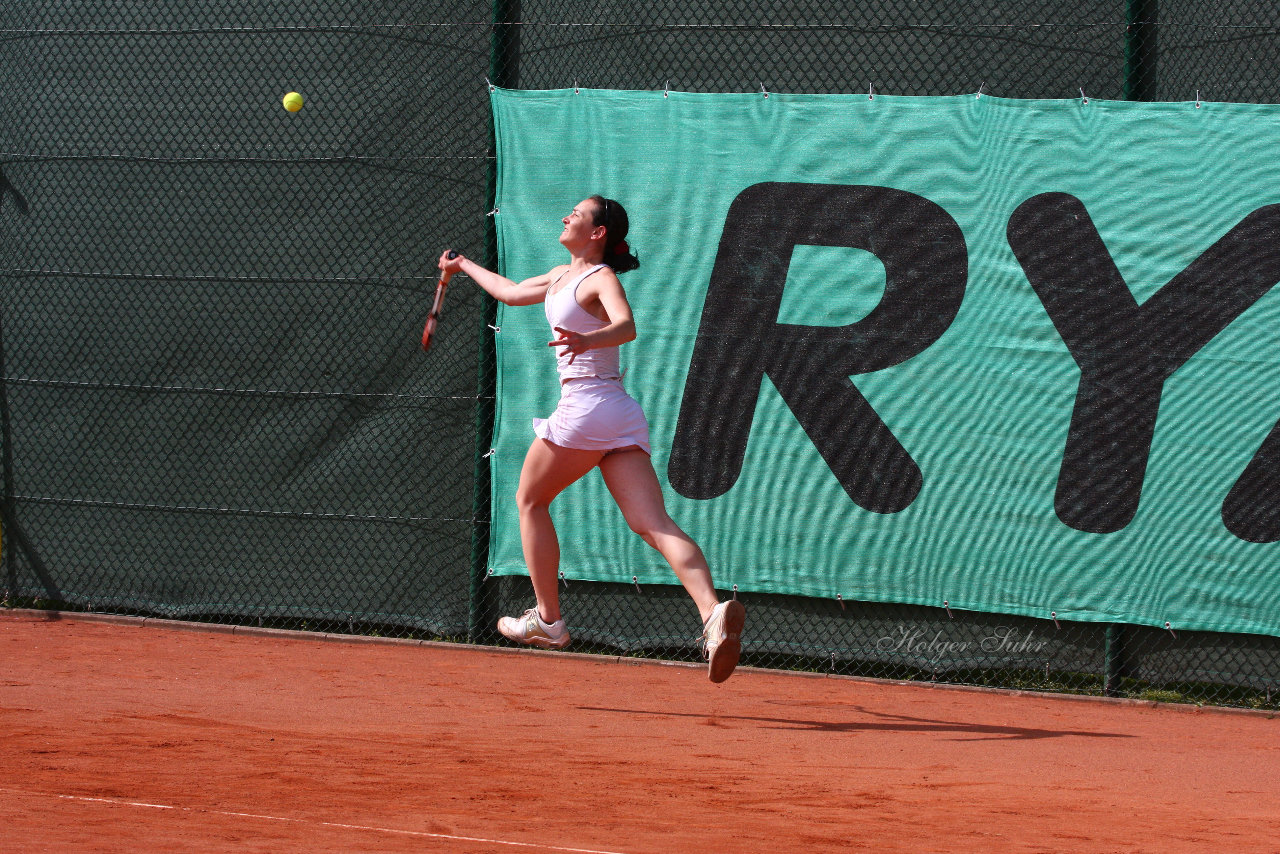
613, 240, 629, 255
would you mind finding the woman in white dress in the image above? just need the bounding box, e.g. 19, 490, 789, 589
438, 195, 745, 682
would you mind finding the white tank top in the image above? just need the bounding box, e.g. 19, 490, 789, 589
544, 264, 622, 381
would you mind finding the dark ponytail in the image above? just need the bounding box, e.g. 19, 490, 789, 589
590, 194, 640, 274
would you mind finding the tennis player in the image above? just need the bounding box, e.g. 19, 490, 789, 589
438, 195, 745, 683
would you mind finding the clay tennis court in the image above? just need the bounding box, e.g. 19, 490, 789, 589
2, 610, 1277, 853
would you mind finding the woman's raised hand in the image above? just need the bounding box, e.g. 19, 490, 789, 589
437, 249, 463, 275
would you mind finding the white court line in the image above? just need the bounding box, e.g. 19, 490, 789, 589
0, 787, 631, 854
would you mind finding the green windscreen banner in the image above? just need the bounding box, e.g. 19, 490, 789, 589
487, 86, 1280, 638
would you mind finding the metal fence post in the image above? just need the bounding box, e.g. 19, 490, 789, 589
0, 301, 14, 600
1110, 0, 1158, 695
1104, 624, 1130, 697
468, 0, 522, 642
1125, 0, 1158, 101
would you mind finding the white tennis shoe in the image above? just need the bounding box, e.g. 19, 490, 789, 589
498, 607, 571, 649
702, 600, 745, 683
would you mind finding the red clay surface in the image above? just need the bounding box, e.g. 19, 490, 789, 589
2, 610, 1277, 853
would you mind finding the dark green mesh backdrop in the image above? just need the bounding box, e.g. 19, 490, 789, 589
2, 2, 1277, 708
0, 2, 494, 633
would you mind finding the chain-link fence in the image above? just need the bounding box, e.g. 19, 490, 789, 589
2, 2, 1278, 710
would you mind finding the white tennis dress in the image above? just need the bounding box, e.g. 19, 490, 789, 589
531, 264, 651, 454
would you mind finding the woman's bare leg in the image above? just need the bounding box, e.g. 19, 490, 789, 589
598, 449, 720, 622
515, 438, 604, 623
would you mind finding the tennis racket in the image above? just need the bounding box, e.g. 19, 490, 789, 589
421, 250, 459, 352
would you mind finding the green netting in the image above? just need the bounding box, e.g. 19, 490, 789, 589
0, 2, 494, 634
488, 88, 1280, 638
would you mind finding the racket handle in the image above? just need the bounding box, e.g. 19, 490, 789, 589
437, 249, 459, 289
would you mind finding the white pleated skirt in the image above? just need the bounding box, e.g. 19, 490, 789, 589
532, 376, 651, 454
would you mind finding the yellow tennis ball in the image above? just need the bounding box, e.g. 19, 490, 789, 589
282, 91, 304, 112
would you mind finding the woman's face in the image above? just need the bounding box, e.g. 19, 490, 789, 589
559, 199, 603, 249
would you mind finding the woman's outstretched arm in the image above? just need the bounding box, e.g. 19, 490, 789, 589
438, 250, 562, 306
